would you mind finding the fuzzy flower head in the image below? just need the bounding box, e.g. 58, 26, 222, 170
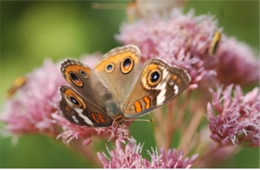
117, 8, 259, 88
1, 56, 130, 145
53, 112, 130, 145
118, 9, 220, 89
98, 138, 198, 168
1, 59, 66, 136
149, 148, 199, 168
207, 85, 260, 146
215, 36, 259, 85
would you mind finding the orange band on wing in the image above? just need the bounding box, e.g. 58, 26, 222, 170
97, 113, 105, 123
143, 96, 151, 109
134, 101, 142, 113
91, 113, 100, 124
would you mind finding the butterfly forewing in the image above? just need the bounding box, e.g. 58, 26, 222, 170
94, 45, 141, 105
60, 59, 112, 109
59, 59, 114, 127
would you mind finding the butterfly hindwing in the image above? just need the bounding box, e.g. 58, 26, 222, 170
59, 86, 113, 127
122, 58, 191, 118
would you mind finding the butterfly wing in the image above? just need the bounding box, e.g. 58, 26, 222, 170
122, 58, 191, 118
60, 59, 114, 109
94, 45, 141, 106
60, 86, 113, 127
60, 59, 113, 126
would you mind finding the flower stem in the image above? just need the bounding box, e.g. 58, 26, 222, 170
165, 100, 175, 150
178, 108, 204, 154
154, 107, 165, 150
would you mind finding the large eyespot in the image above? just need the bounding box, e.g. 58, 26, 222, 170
147, 69, 162, 87
80, 70, 88, 78
121, 57, 134, 74
105, 63, 115, 73
69, 72, 83, 87
64, 88, 86, 109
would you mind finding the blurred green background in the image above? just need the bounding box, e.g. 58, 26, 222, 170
0, 0, 259, 168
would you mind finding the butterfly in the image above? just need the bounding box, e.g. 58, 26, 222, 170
59, 45, 191, 127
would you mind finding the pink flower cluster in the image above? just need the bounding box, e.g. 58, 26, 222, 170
1, 57, 130, 144
207, 85, 260, 146
215, 37, 259, 85
1, 6, 259, 169
117, 9, 259, 88
98, 138, 198, 168
1, 60, 66, 136
53, 113, 130, 145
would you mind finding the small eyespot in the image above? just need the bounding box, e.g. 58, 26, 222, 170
69, 72, 83, 87
64, 88, 86, 109
80, 70, 88, 78
105, 63, 115, 73
121, 57, 134, 74
147, 69, 162, 87
69, 96, 79, 105
68, 95, 85, 109
150, 71, 160, 82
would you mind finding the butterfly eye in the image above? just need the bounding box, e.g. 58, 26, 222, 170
105, 63, 115, 73
147, 69, 161, 87
121, 57, 134, 74
69, 72, 83, 87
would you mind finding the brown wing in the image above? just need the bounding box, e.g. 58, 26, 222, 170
60, 86, 113, 127
94, 45, 141, 105
122, 58, 191, 118
60, 59, 112, 109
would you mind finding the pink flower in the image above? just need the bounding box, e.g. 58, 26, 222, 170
98, 139, 149, 168
98, 138, 198, 168
215, 37, 259, 85
1, 59, 66, 136
51, 113, 96, 144
117, 9, 219, 89
1, 56, 130, 144
149, 148, 199, 168
207, 85, 260, 146
117, 8, 259, 88
52, 112, 130, 144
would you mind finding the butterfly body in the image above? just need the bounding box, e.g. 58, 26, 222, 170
59, 45, 191, 127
